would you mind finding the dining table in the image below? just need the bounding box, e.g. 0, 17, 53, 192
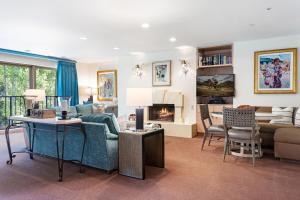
211, 112, 283, 121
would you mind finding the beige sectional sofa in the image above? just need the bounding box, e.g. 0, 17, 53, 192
255, 106, 300, 161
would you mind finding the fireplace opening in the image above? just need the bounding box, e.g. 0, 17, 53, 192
149, 104, 175, 122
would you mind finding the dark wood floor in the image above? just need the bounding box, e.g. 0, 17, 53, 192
0, 132, 300, 200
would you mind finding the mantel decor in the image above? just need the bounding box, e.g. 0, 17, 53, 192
152, 60, 171, 86
254, 48, 297, 94
97, 70, 117, 101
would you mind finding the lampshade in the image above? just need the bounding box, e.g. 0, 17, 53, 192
24, 89, 46, 102
126, 88, 153, 107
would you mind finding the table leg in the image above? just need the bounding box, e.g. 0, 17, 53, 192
79, 125, 86, 173
56, 125, 66, 182
5, 120, 14, 165
28, 122, 35, 159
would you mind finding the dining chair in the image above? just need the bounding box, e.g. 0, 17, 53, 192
200, 104, 225, 151
223, 107, 262, 166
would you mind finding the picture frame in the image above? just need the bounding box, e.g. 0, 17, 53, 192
152, 60, 171, 86
254, 48, 297, 94
97, 70, 117, 101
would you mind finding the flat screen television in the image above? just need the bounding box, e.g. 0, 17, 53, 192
197, 74, 235, 97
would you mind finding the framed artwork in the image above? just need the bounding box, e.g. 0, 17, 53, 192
254, 48, 297, 94
97, 70, 117, 101
152, 60, 171, 86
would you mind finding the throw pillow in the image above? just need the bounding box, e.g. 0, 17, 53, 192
270, 107, 293, 125
76, 104, 93, 116
92, 104, 106, 114
295, 108, 300, 127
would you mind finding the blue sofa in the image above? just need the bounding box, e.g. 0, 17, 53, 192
24, 104, 120, 171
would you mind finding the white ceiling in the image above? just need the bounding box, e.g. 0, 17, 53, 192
0, 0, 300, 63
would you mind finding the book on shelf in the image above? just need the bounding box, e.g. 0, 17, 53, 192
199, 54, 231, 67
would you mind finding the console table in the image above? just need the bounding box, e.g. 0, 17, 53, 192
5, 116, 86, 182
118, 129, 164, 179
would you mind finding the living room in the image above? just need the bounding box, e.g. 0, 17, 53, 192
0, 0, 300, 200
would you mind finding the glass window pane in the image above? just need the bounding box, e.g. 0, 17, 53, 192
36, 68, 56, 96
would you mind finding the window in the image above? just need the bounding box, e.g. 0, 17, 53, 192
36, 67, 56, 96
0, 62, 56, 96
0, 63, 30, 96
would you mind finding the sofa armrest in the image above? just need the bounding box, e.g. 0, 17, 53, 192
81, 122, 117, 140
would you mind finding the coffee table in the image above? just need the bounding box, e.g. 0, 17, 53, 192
5, 116, 86, 181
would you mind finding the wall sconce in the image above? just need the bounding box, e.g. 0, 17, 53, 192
133, 64, 144, 78
180, 59, 191, 76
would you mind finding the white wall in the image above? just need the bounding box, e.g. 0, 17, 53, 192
234, 34, 300, 107
0, 53, 56, 68
77, 47, 197, 123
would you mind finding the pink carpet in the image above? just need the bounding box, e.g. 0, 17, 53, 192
0, 132, 300, 200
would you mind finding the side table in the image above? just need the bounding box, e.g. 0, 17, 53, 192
118, 128, 164, 179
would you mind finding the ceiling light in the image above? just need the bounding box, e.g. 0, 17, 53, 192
113, 47, 120, 50
141, 23, 150, 29
249, 23, 255, 27
266, 7, 272, 11
79, 37, 88, 40
176, 45, 193, 50
169, 37, 177, 42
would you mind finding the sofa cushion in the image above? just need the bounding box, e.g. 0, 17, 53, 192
258, 122, 294, 134
76, 104, 93, 116
295, 108, 300, 127
270, 107, 293, 125
80, 114, 120, 135
274, 128, 300, 144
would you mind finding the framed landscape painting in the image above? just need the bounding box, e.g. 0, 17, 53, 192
152, 60, 171, 86
97, 70, 117, 101
254, 48, 297, 94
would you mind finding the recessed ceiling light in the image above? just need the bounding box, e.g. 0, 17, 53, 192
249, 23, 255, 27
169, 37, 177, 42
266, 7, 272, 11
113, 47, 120, 50
176, 45, 193, 50
79, 37, 88, 40
141, 23, 150, 29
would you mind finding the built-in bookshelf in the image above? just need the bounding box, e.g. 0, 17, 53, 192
197, 45, 234, 104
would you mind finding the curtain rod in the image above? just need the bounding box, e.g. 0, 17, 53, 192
0, 48, 77, 63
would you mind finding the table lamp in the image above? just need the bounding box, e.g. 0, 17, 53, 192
126, 88, 153, 130
24, 89, 46, 109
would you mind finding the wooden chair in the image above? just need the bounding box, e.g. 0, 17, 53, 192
200, 104, 225, 151
223, 107, 262, 166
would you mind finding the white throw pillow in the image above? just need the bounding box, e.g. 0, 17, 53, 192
295, 108, 300, 127
270, 107, 293, 125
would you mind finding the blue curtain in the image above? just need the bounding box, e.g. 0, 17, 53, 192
56, 61, 79, 106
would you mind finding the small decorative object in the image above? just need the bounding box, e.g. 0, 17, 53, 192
254, 48, 297, 94
30, 109, 56, 119
126, 88, 153, 130
128, 114, 136, 121
152, 60, 171, 86
97, 70, 117, 101
58, 97, 71, 119
133, 64, 144, 78
180, 59, 191, 76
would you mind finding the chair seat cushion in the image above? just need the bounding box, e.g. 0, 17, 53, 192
208, 125, 224, 132
274, 128, 300, 144
228, 129, 258, 140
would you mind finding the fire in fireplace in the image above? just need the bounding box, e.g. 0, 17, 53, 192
149, 104, 175, 122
